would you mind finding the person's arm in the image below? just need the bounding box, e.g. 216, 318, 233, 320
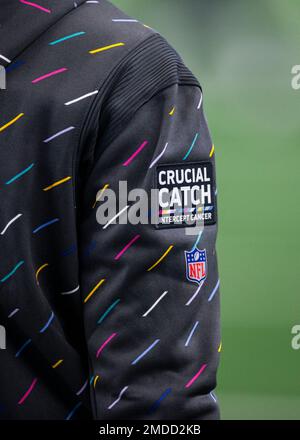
77, 34, 221, 420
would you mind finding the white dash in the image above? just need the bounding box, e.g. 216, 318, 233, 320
185, 321, 199, 347
108, 386, 129, 410
64, 90, 98, 106
1, 213, 23, 235
0, 54, 11, 63
8, 308, 20, 318
142, 291, 168, 317
210, 392, 217, 403
197, 92, 203, 110
208, 279, 220, 302
185, 280, 205, 306
60, 285, 80, 295
149, 142, 169, 169
103, 205, 129, 230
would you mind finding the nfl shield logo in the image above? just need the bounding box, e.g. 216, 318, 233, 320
185, 248, 207, 285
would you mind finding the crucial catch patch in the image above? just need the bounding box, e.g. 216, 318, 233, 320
155, 162, 216, 229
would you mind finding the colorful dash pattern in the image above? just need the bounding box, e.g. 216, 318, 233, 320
0, 0, 220, 421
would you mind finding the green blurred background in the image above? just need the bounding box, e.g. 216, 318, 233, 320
114, 0, 300, 420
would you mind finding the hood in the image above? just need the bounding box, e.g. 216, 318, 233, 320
0, 0, 86, 66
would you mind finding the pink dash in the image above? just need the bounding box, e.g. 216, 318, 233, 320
18, 378, 38, 405
96, 333, 117, 358
185, 364, 207, 389
20, 0, 51, 13
114, 234, 140, 261
32, 68, 67, 84
123, 141, 148, 167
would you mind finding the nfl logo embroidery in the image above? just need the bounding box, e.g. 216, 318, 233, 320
185, 248, 207, 285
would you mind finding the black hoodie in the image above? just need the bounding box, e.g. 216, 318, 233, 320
0, 0, 220, 420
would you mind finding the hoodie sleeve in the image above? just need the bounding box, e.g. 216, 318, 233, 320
77, 35, 221, 420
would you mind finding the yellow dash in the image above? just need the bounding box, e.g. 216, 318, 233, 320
89, 42, 125, 54
143, 24, 152, 29
218, 342, 222, 353
93, 375, 100, 388
169, 106, 175, 116
93, 183, 109, 208
197, 207, 203, 213
209, 144, 215, 158
84, 278, 105, 304
0, 113, 24, 133
36, 263, 49, 285
43, 176, 72, 192
147, 245, 174, 272
52, 359, 63, 369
